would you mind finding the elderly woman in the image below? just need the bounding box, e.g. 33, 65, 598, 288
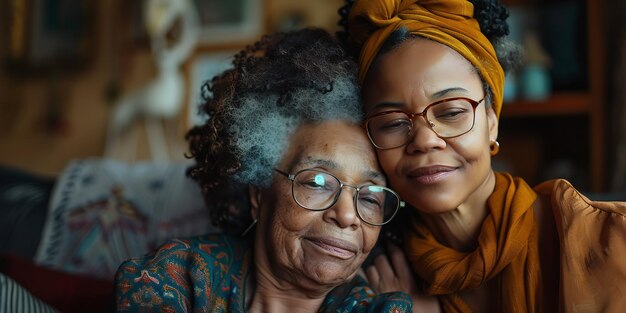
338, 0, 626, 312
113, 29, 412, 312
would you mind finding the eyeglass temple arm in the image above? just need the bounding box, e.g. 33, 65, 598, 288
273, 168, 294, 180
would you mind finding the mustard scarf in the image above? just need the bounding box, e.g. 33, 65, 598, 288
347, 0, 505, 118
405, 172, 541, 312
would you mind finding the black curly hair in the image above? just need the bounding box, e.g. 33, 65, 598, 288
185, 28, 362, 234
337, 0, 522, 73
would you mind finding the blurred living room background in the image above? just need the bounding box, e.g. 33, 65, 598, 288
1, 0, 625, 195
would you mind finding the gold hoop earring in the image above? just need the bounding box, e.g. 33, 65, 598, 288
490, 140, 500, 156
241, 219, 257, 237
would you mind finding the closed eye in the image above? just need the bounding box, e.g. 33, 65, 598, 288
359, 196, 381, 206
299, 180, 330, 190
358, 189, 384, 208
435, 108, 468, 120
379, 119, 411, 131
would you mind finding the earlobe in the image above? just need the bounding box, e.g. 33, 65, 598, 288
248, 185, 263, 220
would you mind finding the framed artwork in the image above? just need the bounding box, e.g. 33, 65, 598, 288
265, 0, 344, 33
4, 0, 94, 73
193, 0, 263, 46
186, 50, 237, 127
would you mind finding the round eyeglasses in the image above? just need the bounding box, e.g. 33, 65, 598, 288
364, 94, 486, 150
274, 168, 403, 226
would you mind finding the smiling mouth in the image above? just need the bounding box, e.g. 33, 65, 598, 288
305, 238, 356, 260
408, 166, 457, 184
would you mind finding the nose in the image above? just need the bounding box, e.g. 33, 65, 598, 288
323, 187, 359, 229
405, 117, 447, 154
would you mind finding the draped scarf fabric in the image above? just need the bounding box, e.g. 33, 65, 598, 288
347, 0, 505, 118
405, 172, 541, 312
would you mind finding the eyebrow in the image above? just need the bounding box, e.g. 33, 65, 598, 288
370, 87, 471, 112
370, 101, 404, 112
301, 158, 337, 170
297, 158, 385, 182
430, 87, 470, 99
363, 170, 385, 182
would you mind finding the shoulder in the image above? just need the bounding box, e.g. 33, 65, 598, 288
114, 234, 251, 312
534, 178, 626, 242
116, 234, 249, 274
321, 276, 413, 313
534, 179, 626, 311
534, 178, 626, 219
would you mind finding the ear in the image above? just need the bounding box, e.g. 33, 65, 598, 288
487, 106, 499, 142
248, 185, 263, 220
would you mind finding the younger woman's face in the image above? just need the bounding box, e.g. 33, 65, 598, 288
362, 38, 498, 214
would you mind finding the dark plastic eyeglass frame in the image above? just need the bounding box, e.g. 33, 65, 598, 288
364, 93, 487, 150
274, 168, 402, 226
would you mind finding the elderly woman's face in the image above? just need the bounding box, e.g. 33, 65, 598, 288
253, 121, 384, 289
361, 38, 498, 214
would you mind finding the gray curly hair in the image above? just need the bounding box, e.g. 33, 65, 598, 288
185, 28, 362, 233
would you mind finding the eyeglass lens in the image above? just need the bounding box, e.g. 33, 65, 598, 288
291, 169, 399, 225
367, 98, 475, 148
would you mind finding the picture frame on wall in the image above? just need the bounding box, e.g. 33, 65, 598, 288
193, 0, 263, 46
4, 0, 94, 74
186, 50, 237, 127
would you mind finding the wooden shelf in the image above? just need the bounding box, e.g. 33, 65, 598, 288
495, 0, 605, 191
501, 92, 590, 117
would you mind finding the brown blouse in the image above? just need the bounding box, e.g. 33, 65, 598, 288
535, 179, 626, 313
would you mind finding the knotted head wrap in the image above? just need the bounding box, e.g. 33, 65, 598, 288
347, 0, 505, 117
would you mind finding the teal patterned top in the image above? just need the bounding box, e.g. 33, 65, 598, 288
114, 234, 412, 312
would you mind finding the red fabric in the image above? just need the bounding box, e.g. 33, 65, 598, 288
0, 254, 114, 313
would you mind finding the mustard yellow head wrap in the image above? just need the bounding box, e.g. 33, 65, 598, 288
347, 0, 505, 117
